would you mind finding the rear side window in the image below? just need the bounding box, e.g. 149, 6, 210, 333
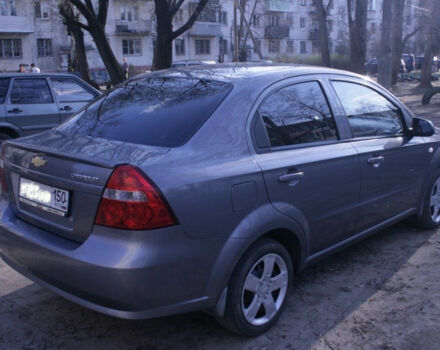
10, 78, 53, 104
332, 81, 404, 138
258, 81, 338, 148
51, 79, 95, 102
0, 78, 10, 104
57, 77, 232, 147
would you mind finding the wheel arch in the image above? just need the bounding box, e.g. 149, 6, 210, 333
0, 123, 21, 139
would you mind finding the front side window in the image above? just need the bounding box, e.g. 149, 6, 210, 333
122, 39, 141, 56
51, 79, 95, 102
332, 81, 404, 138
57, 78, 232, 147
10, 78, 53, 104
258, 81, 338, 148
0, 78, 10, 104
37, 38, 52, 57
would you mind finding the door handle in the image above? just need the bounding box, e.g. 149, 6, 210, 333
60, 105, 72, 111
279, 171, 304, 184
7, 108, 22, 113
367, 156, 385, 167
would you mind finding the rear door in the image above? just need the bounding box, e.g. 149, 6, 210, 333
251, 77, 361, 255
0, 77, 10, 119
50, 77, 97, 122
5, 77, 60, 135
330, 79, 432, 232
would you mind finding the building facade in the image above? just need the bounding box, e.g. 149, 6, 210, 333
0, 0, 426, 73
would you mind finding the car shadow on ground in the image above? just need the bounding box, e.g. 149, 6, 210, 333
0, 221, 436, 350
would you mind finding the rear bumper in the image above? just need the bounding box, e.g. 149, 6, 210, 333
0, 201, 225, 319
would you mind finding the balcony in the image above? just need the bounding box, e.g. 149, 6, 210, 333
309, 29, 320, 41
188, 21, 222, 37
264, 25, 290, 39
265, 0, 293, 12
0, 16, 34, 33
114, 20, 151, 35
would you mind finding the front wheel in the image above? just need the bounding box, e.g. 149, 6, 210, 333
415, 171, 440, 229
217, 238, 293, 337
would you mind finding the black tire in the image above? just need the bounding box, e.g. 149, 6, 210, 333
217, 238, 293, 337
0, 132, 12, 142
414, 171, 440, 229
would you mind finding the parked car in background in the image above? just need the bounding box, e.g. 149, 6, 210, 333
0, 73, 100, 141
415, 55, 439, 72
0, 64, 439, 337
365, 57, 406, 75
172, 60, 217, 68
401, 53, 416, 72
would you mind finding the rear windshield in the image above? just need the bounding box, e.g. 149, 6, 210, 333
57, 77, 232, 147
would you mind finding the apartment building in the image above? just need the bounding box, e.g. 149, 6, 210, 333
0, 0, 425, 73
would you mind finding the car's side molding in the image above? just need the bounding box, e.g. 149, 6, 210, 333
205, 203, 308, 311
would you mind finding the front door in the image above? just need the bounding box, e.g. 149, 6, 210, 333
331, 80, 433, 232
252, 80, 361, 255
5, 78, 60, 135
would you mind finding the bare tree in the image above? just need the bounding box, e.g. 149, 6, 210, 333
391, 0, 406, 85
419, 0, 440, 89
152, 0, 209, 70
347, 0, 368, 73
59, 1, 96, 87
314, 0, 333, 67
67, 0, 124, 85
237, 0, 263, 60
378, 0, 393, 89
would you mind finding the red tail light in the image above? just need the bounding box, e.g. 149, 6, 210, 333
95, 165, 176, 230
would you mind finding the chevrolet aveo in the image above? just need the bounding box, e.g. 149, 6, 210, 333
0, 64, 439, 337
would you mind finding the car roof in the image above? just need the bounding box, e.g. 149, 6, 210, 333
134, 63, 365, 86
0, 72, 81, 78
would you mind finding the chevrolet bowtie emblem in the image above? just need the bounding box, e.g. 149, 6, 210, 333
31, 156, 48, 168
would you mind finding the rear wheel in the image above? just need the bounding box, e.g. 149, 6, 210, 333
0, 132, 12, 142
218, 238, 293, 337
415, 171, 440, 229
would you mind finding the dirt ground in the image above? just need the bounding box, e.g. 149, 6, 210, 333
1, 82, 440, 350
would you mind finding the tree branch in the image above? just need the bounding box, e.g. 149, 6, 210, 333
84, 0, 96, 17
346, 0, 353, 24
172, 0, 209, 39
326, 0, 333, 14
68, 0, 95, 24
97, 0, 108, 26
403, 25, 423, 45
170, 0, 185, 16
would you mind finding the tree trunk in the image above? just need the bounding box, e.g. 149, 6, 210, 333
391, 0, 405, 85
88, 24, 124, 85
347, 0, 368, 73
316, 0, 331, 67
152, 1, 173, 70
419, 0, 440, 89
70, 24, 96, 87
378, 0, 393, 89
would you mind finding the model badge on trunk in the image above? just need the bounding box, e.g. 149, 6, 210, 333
30, 156, 48, 168
70, 173, 100, 184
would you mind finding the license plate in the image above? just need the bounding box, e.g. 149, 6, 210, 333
19, 178, 69, 216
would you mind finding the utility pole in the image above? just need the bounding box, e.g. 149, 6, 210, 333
234, 0, 239, 62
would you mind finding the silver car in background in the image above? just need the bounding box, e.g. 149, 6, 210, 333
0, 64, 439, 337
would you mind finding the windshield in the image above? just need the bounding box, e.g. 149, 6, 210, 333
57, 77, 232, 147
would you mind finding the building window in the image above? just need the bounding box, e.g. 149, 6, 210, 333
0, 38, 21, 58
37, 38, 52, 57
327, 20, 333, 32
251, 14, 260, 26
254, 39, 261, 53
300, 0, 306, 6
287, 15, 293, 28
406, 15, 412, 25
175, 38, 185, 56
35, 1, 49, 18
221, 11, 227, 25
338, 30, 343, 41
368, 0, 376, 11
120, 6, 139, 21
287, 40, 294, 54
268, 15, 280, 26
300, 41, 307, 54
122, 39, 141, 56
338, 7, 345, 19
195, 39, 210, 55
1, 0, 16, 15
34, 2, 41, 17
219, 38, 228, 55
173, 9, 183, 24
300, 17, 306, 29
371, 22, 376, 33
269, 40, 280, 54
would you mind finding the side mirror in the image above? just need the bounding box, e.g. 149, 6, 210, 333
411, 117, 435, 137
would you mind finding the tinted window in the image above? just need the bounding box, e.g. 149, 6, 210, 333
332, 81, 403, 138
10, 78, 53, 104
0, 78, 10, 104
52, 79, 95, 102
258, 81, 338, 147
57, 77, 232, 147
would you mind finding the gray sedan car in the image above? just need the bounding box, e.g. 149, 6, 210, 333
0, 64, 439, 336
0, 73, 100, 140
